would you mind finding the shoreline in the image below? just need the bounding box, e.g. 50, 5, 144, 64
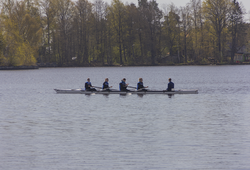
0, 65, 39, 70
1, 63, 249, 70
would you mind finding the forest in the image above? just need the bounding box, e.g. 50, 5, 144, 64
0, 0, 249, 67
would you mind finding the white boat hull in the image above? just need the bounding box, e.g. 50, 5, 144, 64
54, 89, 198, 94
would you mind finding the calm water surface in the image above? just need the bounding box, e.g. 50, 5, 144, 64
0, 66, 250, 170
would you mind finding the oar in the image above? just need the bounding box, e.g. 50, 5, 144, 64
127, 86, 137, 89
137, 87, 146, 91
110, 89, 119, 91
137, 86, 149, 91
102, 86, 113, 91
92, 86, 102, 89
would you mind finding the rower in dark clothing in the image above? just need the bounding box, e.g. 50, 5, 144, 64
137, 78, 148, 91
167, 78, 174, 91
85, 78, 96, 91
102, 78, 112, 91
119, 78, 130, 91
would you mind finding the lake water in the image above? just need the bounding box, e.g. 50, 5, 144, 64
0, 65, 250, 170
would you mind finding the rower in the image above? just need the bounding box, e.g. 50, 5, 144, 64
102, 78, 112, 91
166, 78, 174, 91
85, 78, 96, 91
137, 78, 148, 91
119, 78, 130, 91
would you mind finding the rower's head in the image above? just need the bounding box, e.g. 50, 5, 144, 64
139, 78, 143, 82
122, 78, 126, 82
87, 78, 90, 82
105, 78, 109, 82
169, 78, 172, 82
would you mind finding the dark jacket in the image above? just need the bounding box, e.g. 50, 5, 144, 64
167, 82, 174, 91
137, 82, 144, 90
103, 81, 109, 89
119, 80, 127, 91
85, 82, 92, 90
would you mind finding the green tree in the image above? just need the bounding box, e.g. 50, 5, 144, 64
93, 0, 107, 65
55, 0, 74, 65
180, 5, 192, 63
189, 0, 203, 62
138, 0, 163, 65
228, 0, 245, 63
162, 5, 180, 57
0, 29, 6, 65
203, 0, 231, 62
124, 3, 138, 64
0, 0, 42, 66
107, 0, 127, 65
39, 0, 57, 63
74, 0, 93, 66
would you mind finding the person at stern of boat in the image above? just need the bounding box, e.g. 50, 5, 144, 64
166, 78, 174, 91
103, 78, 112, 91
137, 78, 148, 91
119, 78, 130, 91
85, 78, 96, 91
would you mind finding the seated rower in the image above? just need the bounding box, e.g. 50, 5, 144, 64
103, 78, 112, 91
85, 78, 96, 91
119, 78, 130, 91
166, 78, 174, 91
137, 78, 148, 91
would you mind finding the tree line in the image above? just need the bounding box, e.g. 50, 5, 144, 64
0, 0, 248, 66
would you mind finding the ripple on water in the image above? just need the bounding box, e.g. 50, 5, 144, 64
0, 66, 250, 169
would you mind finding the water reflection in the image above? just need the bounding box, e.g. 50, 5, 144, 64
168, 94, 174, 98
137, 94, 144, 98
102, 94, 109, 98
119, 93, 132, 97
85, 93, 96, 96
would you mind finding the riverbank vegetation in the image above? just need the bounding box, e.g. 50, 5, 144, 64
0, 0, 249, 67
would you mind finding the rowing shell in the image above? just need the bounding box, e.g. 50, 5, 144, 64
54, 89, 198, 94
